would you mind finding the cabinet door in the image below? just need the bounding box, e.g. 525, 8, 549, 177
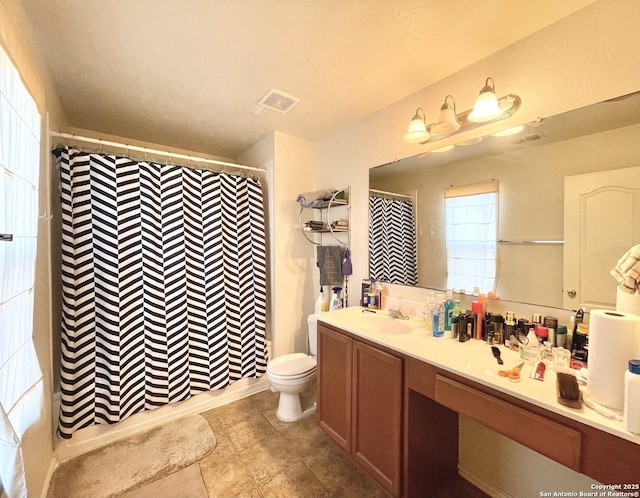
317, 324, 352, 452
352, 341, 403, 497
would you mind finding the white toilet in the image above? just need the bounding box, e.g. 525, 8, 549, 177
266, 315, 318, 422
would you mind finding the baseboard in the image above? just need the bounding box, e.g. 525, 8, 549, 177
458, 462, 512, 498
41, 457, 58, 498
53, 375, 269, 463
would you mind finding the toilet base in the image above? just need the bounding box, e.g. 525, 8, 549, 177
275, 386, 316, 422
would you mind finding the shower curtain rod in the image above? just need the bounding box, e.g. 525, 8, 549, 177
369, 188, 412, 200
50, 131, 267, 173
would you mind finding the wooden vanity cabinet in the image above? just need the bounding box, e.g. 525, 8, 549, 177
317, 323, 352, 452
318, 320, 640, 496
317, 322, 403, 497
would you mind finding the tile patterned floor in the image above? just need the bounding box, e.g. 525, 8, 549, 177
122, 388, 489, 498
196, 389, 389, 498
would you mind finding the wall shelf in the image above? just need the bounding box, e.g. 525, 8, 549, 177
299, 188, 350, 246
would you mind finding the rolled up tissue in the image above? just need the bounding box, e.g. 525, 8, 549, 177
587, 309, 640, 410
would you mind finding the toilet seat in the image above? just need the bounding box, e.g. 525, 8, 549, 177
267, 353, 316, 379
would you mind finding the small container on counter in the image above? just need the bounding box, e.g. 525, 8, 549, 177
624, 359, 640, 434
451, 316, 459, 340
544, 316, 558, 346
556, 324, 568, 348
491, 314, 505, 346
552, 347, 571, 370
471, 300, 484, 340
458, 311, 474, 342
535, 324, 548, 344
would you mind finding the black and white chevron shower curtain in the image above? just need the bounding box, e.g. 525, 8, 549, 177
369, 195, 418, 286
56, 147, 267, 438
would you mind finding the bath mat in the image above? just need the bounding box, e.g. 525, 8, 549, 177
47, 414, 216, 498
118, 464, 207, 498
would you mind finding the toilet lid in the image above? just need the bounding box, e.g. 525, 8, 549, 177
268, 353, 316, 376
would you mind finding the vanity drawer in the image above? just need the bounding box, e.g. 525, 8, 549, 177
435, 375, 582, 472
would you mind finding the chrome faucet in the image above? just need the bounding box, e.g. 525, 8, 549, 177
388, 307, 410, 320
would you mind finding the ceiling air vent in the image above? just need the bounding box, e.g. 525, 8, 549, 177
257, 89, 300, 114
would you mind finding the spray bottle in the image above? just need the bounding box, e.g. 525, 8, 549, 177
329, 287, 343, 311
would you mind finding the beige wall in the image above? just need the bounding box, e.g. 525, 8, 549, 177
239, 131, 316, 357
271, 132, 315, 355
314, 0, 640, 495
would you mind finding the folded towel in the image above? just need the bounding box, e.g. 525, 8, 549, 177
611, 244, 640, 294
317, 246, 343, 286
297, 189, 333, 208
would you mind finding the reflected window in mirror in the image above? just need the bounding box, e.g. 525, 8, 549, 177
444, 181, 498, 294
369, 191, 418, 285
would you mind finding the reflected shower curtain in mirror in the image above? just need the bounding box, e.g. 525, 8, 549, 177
368, 195, 418, 285
56, 147, 267, 439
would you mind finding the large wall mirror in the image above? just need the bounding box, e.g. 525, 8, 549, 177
369, 90, 640, 310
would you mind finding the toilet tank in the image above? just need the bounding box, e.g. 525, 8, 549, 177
308, 314, 319, 357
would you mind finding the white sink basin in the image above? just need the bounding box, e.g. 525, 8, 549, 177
348, 312, 413, 335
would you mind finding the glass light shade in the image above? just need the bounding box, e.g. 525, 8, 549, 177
404, 114, 430, 143
469, 90, 502, 122
432, 107, 460, 135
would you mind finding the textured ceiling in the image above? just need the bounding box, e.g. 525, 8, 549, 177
21, 0, 595, 159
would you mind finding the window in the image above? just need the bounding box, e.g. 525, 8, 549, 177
445, 181, 498, 294
0, 42, 43, 498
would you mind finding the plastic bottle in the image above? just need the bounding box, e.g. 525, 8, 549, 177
444, 290, 455, 331
471, 297, 485, 340
367, 279, 378, 309
422, 296, 433, 331
432, 297, 445, 337
329, 287, 343, 311
315, 287, 328, 313
375, 280, 384, 309
624, 359, 640, 434
556, 325, 568, 348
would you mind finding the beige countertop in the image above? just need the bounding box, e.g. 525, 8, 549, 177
316, 306, 640, 446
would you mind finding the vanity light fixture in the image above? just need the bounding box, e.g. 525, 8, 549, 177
431, 95, 460, 135
403, 108, 430, 143
403, 77, 520, 146
469, 77, 502, 122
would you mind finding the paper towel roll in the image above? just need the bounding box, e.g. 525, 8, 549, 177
587, 309, 640, 410
617, 287, 640, 315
